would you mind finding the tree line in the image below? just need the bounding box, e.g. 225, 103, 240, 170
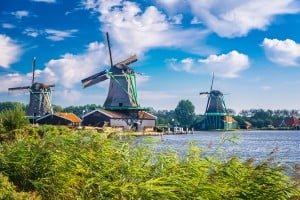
0, 101, 299, 129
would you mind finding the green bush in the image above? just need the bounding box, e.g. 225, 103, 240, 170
0, 105, 29, 132
0, 173, 40, 200
0, 126, 299, 199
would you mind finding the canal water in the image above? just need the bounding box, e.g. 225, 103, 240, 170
140, 130, 300, 166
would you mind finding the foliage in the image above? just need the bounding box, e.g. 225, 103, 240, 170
151, 110, 176, 126
52, 104, 64, 112
63, 104, 102, 117
174, 99, 196, 127
0, 104, 29, 132
0, 173, 40, 200
0, 101, 26, 113
0, 125, 299, 199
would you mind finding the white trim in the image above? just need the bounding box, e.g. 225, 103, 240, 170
82, 109, 114, 118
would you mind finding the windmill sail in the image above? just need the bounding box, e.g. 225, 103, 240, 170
116, 54, 137, 66
81, 70, 109, 88
8, 86, 30, 91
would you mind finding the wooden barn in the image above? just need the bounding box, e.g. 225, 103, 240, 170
36, 112, 82, 127
82, 109, 156, 131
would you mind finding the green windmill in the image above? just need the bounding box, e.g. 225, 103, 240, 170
80, 32, 156, 131
8, 58, 54, 121
81, 32, 140, 110
200, 73, 236, 130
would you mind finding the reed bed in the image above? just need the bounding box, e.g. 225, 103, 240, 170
0, 125, 299, 199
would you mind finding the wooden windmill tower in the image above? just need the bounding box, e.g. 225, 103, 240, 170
81, 33, 156, 131
81, 32, 140, 110
8, 58, 55, 120
200, 73, 236, 130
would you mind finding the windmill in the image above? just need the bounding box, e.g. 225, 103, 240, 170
8, 57, 54, 120
81, 33, 157, 131
81, 32, 139, 109
199, 73, 233, 129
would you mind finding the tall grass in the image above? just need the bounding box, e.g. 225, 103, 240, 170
0, 125, 299, 199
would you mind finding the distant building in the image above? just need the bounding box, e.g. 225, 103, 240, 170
82, 109, 156, 131
273, 116, 300, 129
36, 112, 82, 127
239, 120, 252, 129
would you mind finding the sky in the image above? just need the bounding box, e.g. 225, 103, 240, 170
1, 0, 300, 115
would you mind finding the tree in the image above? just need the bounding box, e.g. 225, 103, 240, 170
52, 105, 63, 112
174, 100, 195, 127
0, 105, 29, 132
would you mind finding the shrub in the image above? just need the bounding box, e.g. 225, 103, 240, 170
0, 173, 40, 200
0, 105, 29, 132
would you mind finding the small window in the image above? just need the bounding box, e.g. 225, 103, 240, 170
119, 103, 123, 107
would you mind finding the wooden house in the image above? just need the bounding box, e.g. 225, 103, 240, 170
82, 109, 156, 131
36, 112, 82, 127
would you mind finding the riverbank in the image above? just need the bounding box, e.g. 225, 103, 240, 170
0, 125, 299, 199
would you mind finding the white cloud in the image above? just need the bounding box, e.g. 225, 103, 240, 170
31, 0, 56, 3
45, 29, 78, 41
155, 0, 182, 12
23, 28, 40, 38
22, 28, 78, 41
81, 0, 208, 56
43, 42, 107, 88
186, 0, 300, 37
58, 89, 83, 104
191, 17, 202, 25
170, 14, 183, 24
136, 74, 150, 85
11, 10, 30, 19
262, 38, 300, 66
138, 90, 179, 110
0, 73, 31, 92
0, 34, 22, 68
168, 50, 249, 78
2, 23, 15, 29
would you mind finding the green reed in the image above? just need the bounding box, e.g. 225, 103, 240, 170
0, 125, 299, 199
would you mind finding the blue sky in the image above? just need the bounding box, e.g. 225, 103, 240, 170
1, 0, 300, 114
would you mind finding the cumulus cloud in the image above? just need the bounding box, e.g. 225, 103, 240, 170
170, 14, 183, 24
180, 0, 299, 37
0, 34, 22, 68
262, 38, 300, 66
81, 0, 208, 56
11, 10, 30, 19
168, 50, 249, 78
58, 89, 83, 104
42, 42, 108, 88
0, 73, 31, 92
